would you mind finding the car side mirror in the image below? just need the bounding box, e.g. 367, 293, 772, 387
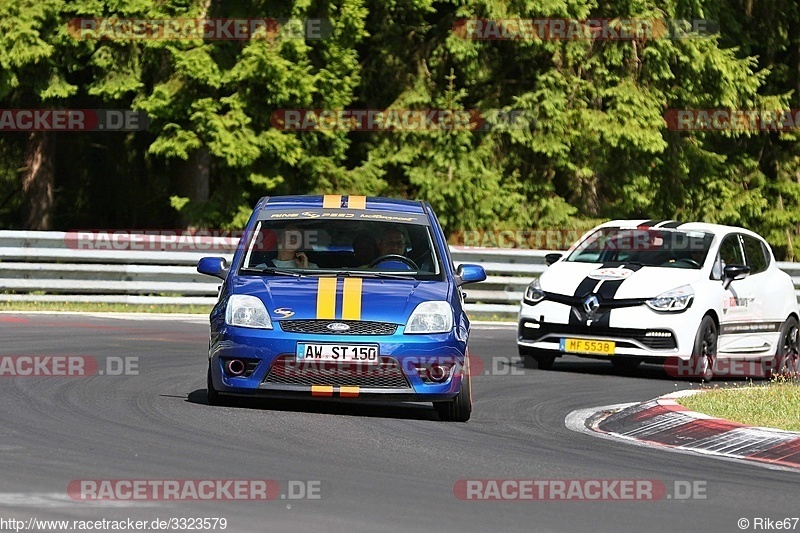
198, 257, 229, 280
545, 253, 563, 266
456, 264, 487, 286
722, 264, 749, 290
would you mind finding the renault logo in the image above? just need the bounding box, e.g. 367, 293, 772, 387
326, 322, 351, 332
583, 295, 600, 315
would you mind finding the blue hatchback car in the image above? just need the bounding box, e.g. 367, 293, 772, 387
197, 195, 486, 421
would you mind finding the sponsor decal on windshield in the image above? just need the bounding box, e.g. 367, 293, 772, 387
261, 210, 429, 224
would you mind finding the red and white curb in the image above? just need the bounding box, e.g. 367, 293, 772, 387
566, 390, 800, 472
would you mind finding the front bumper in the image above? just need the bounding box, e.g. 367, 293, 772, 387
208, 323, 466, 402
517, 300, 700, 360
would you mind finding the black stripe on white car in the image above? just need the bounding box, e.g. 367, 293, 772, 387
659, 221, 683, 229
569, 263, 615, 326
567, 263, 644, 327
638, 219, 662, 227
593, 264, 644, 327
568, 263, 615, 325
720, 322, 782, 335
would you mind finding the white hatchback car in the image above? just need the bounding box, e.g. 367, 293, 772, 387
517, 220, 799, 379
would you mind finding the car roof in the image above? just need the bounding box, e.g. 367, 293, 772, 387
257, 195, 426, 214
597, 219, 766, 240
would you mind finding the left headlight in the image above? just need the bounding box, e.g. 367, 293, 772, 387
523, 278, 545, 305
405, 301, 453, 334
646, 285, 694, 312
225, 294, 273, 329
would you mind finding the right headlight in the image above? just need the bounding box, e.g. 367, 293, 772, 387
225, 294, 273, 329
405, 301, 453, 334
523, 278, 545, 305
645, 285, 694, 312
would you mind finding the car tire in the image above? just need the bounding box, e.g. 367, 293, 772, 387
690, 315, 717, 382
611, 358, 641, 373
766, 316, 799, 378
519, 346, 556, 370
532, 354, 556, 370
207, 363, 236, 407
434, 357, 472, 422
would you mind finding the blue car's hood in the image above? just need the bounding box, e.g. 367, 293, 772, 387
231, 276, 450, 324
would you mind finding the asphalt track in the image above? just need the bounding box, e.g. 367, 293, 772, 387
0, 313, 797, 533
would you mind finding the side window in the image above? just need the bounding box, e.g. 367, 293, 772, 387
742, 235, 768, 274
712, 234, 745, 279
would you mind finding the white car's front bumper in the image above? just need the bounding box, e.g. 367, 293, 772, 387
517, 300, 702, 360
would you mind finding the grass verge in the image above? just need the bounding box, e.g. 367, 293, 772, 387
0, 301, 213, 314
676, 379, 800, 431
466, 313, 516, 322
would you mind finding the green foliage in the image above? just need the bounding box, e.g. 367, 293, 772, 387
1, 0, 800, 257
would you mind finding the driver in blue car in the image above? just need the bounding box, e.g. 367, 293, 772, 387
376, 227, 408, 258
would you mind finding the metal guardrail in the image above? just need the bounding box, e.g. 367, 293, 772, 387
1, 230, 799, 317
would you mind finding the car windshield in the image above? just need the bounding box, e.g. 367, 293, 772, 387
239, 214, 442, 279
565, 227, 714, 269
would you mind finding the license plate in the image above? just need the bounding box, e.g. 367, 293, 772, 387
296, 343, 379, 364
560, 338, 616, 356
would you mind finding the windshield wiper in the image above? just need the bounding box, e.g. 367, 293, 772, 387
239, 267, 306, 278
240, 267, 418, 280
335, 270, 417, 280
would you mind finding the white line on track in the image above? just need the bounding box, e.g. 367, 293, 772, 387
0, 493, 161, 508
1, 311, 207, 323
470, 321, 517, 329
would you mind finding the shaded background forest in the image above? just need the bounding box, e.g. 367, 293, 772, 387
2, 0, 800, 259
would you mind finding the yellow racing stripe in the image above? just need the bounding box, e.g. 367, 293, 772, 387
348, 195, 367, 209
341, 277, 362, 320
323, 194, 342, 208
316, 277, 337, 319
339, 386, 359, 398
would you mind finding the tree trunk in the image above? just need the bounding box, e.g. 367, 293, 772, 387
176, 147, 211, 227
21, 131, 55, 230
793, 3, 800, 108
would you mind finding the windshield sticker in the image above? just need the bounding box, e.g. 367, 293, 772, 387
261, 210, 429, 224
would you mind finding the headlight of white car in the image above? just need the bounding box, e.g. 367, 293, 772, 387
523, 278, 545, 305
405, 301, 453, 334
226, 294, 273, 329
646, 285, 694, 312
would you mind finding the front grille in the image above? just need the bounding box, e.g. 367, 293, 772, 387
279, 320, 397, 335
544, 292, 647, 308
519, 321, 677, 350
263, 355, 411, 389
